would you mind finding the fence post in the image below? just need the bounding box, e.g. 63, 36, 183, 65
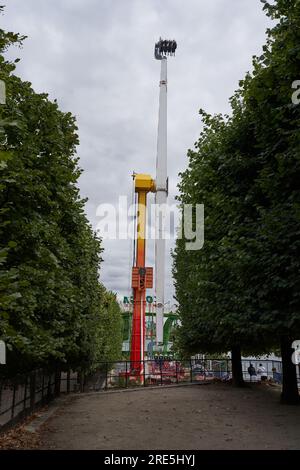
47, 374, 51, 400
143, 360, 146, 387
160, 360, 163, 386
42, 372, 45, 401
67, 370, 71, 394
30, 371, 36, 410
176, 361, 179, 384
23, 376, 28, 411
190, 359, 193, 383
54, 369, 61, 397
105, 362, 108, 390
11, 383, 16, 419
125, 361, 128, 388
78, 371, 85, 393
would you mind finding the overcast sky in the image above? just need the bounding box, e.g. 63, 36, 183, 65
2, 0, 272, 304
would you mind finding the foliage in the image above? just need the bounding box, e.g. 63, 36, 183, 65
173, 0, 300, 363
93, 290, 123, 365
0, 12, 122, 375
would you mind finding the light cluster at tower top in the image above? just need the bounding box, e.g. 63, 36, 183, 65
155, 38, 177, 59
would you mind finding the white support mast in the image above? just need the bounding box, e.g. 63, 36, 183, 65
154, 38, 177, 345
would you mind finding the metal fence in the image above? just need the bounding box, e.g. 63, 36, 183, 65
0, 368, 86, 432
0, 369, 63, 432
241, 359, 283, 383
84, 359, 214, 391
83, 358, 300, 391
1, 358, 299, 431
0, 369, 64, 431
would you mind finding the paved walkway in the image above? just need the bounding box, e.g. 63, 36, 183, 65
36, 383, 300, 450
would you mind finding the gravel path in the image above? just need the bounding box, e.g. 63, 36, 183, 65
38, 383, 300, 450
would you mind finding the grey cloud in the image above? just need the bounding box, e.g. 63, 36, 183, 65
2, 0, 272, 301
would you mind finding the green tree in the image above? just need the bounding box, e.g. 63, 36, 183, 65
0, 11, 25, 357
235, 0, 300, 403
174, 0, 300, 402
95, 290, 123, 363
173, 110, 270, 387
0, 10, 123, 375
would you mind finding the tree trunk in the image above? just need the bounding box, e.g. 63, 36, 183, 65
280, 336, 299, 405
231, 345, 245, 387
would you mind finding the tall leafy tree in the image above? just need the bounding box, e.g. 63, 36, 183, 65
174, 0, 300, 402
0, 11, 122, 375
236, 0, 300, 403
173, 109, 270, 387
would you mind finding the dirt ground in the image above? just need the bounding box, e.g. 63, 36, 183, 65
29, 383, 300, 450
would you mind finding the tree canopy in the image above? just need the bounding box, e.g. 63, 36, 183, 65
173, 0, 300, 402
0, 10, 122, 375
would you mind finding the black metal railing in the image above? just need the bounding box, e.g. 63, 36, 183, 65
0, 369, 55, 431
82, 358, 300, 391
83, 358, 228, 391
1, 358, 299, 431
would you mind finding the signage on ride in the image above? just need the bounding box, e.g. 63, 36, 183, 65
123, 295, 154, 304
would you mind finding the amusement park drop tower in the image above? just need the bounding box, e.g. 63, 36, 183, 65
130, 39, 177, 372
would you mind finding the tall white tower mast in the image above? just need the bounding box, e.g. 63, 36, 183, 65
154, 38, 177, 345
